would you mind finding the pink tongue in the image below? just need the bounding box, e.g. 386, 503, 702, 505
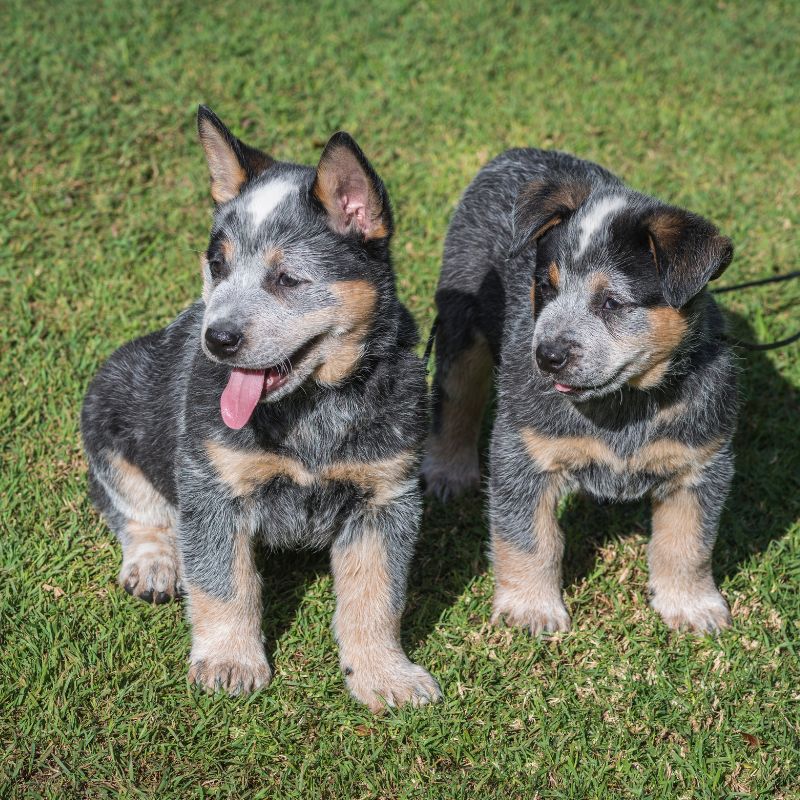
220, 368, 266, 429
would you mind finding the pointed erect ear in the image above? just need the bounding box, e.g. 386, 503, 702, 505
510, 177, 592, 257
645, 207, 733, 308
311, 132, 392, 241
197, 105, 274, 204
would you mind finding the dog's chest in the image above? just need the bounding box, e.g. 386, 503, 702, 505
521, 425, 722, 501
204, 439, 413, 546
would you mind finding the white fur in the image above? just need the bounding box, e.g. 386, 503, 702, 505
246, 180, 295, 227
575, 195, 626, 256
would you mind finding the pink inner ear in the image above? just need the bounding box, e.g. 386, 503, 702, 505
339, 182, 370, 233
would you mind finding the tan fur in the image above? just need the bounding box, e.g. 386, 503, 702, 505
648, 487, 731, 632
548, 261, 560, 288
531, 215, 562, 240
629, 306, 689, 389
521, 428, 723, 480
108, 453, 173, 522
313, 147, 388, 240
198, 124, 247, 204
517, 179, 592, 242
220, 239, 234, 262
263, 246, 283, 266
205, 440, 414, 505
422, 334, 493, 495
491, 475, 571, 633
588, 271, 609, 295
314, 280, 377, 384
331, 528, 441, 710
654, 400, 689, 426
187, 528, 270, 694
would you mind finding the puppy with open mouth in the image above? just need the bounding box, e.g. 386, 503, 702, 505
81, 107, 442, 710
423, 148, 737, 635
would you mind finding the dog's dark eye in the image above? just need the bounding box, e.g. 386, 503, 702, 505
602, 296, 623, 311
208, 257, 225, 280
278, 273, 300, 288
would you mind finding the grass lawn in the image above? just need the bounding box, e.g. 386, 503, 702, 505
1, 0, 799, 797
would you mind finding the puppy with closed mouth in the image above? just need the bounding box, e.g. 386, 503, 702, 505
81, 107, 442, 710
423, 149, 737, 635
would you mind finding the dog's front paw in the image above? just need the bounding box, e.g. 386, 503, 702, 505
344, 657, 442, 712
119, 545, 182, 604
188, 655, 272, 696
491, 589, 572, 635
421, 449, 480, 502
651, 588, 731, 634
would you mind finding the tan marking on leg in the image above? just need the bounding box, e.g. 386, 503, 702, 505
629, 307, 688, 389
314, 280, 377, 384
332, 528, 441, 711
422, 333, 493, 500
648, 488, 730, 633
491, 476, 570, 634
205, 440, 313, 497
107, 452, 174, 525
187, 529, 271, 695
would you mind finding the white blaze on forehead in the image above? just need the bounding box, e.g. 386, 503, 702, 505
575, 195, 626, 257
246, 179, 296, 227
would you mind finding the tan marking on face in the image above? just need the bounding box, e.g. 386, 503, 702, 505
264, 246, 283, 266
521, 428, 723, 481
548, 262, 560, 288
314, 280, 377, 384
206, 440, 413, 504
588, 271, 609, 295
220, 239, 234, 262
187, 527, 266, 676
425, 334, 493, 479
628, 306, 689, 389
532, 215, 562, 240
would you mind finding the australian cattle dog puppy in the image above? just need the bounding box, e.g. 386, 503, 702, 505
81, 107, 442, 710
423, 149, 737, 635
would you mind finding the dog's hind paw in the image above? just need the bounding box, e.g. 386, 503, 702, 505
344, 658, 442, 712
188, 656, 272, 696
491, 591, 572, 635
651, 589, 732, 635
119, 546, 182, 604
421, 451, 480, 502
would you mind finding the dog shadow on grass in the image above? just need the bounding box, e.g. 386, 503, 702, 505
255, 313, 798, 653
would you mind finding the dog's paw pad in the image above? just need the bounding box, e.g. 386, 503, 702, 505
119, 548, 181, 603
188, 657, 272, 696
345, 659, 442, 712
491, 593, 572, 635
652, 590, 731, 635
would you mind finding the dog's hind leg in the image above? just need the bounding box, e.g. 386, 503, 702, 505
422, 304, 493, 501
88, 453, 180, 604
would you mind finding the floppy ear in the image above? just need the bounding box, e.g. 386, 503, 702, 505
510, 177, 592, 257
645, 207, 733, 308
311, 132, 392, 241
197, 105, 274, 204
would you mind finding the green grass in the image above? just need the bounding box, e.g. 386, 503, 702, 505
1, 0, 799, 797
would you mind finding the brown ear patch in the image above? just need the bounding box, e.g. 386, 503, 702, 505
198, 123, 248, 204
629, 306, 689, 389
314, 280, 377, 384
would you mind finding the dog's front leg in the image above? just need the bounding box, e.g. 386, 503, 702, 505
331, 493, 442, 712
648, 448, 734, 634
489, 426, 571, 634
179, 501, 271, 695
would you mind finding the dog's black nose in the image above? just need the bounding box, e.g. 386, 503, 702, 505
205, 327, 243, 358
536, 341, 570, 373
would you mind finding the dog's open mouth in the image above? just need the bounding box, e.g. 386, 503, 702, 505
219, 336, 324, 430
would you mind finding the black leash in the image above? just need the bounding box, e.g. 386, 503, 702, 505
420, 269, 799, 365
712, 270, 800, 351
